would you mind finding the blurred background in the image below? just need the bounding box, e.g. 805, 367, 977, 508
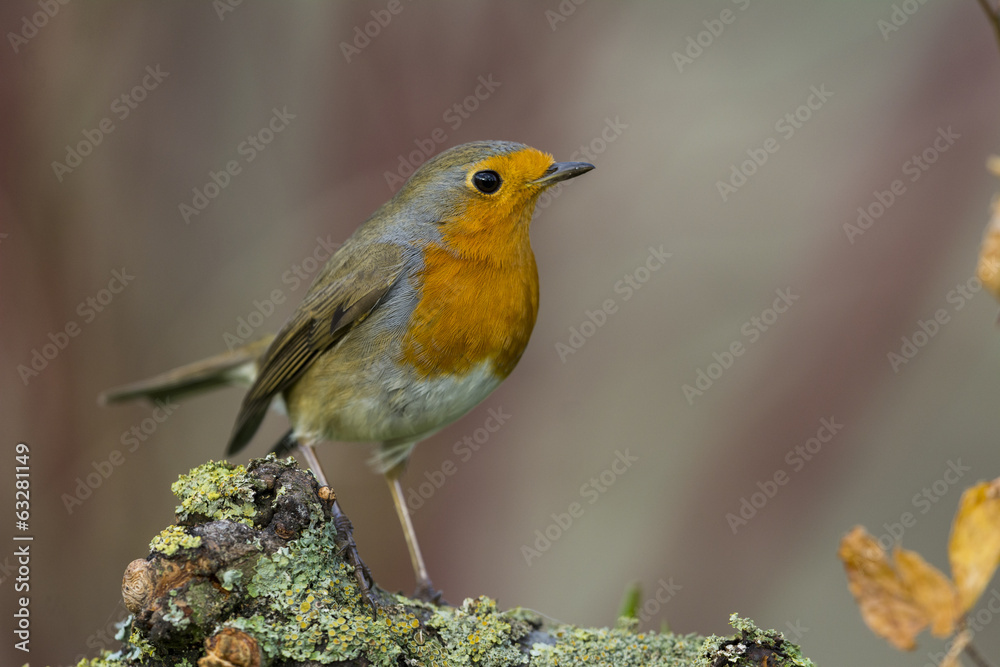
3, 1, 1000, 665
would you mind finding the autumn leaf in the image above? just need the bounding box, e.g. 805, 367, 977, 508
948, 477, 1000, 613
979, 157, 1000, 301
894, 548, 959, 637
839, 527, 925, 650
839, 526, 959, 650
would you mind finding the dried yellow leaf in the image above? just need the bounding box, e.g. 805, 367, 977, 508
839, 526, 926, 650
949, 477, 1000, 613
894, 548, 959, 637
979, 157, 1000, 300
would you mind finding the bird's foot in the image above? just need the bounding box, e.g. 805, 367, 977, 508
413, 579, 447, 606
320, 487, 381, 616
333, 515, 381, 615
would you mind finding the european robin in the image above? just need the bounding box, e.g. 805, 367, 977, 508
101, 140, 594, 605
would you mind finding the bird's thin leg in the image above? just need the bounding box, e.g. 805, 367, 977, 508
272, 430, 329, 487
295, 439, 330, 488
274, 431, 379, 614
385, 464, 443, 603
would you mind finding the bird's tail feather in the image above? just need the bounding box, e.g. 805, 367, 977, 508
98, 336, 274, 406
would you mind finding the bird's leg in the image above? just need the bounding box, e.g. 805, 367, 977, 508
327, 490, 380, 615
385, 464, 444, 603
295, 438, 330, 487
272, 430, 331, 487
273, 431, 380, 614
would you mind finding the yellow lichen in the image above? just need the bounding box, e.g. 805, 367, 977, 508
149, 525, 201, 556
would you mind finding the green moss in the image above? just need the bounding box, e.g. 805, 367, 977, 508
527, 614, 818, 667
230, 519, 445, 665
162, 597, 190, 628
126, 625, 159, 662
79, 458, 817, 667
505, 606, 545, 627
76, 652, 192, 667
171, 459, 260, 524
74, 618, 148, 667
728, 613, 778, 644
148, 525, 201, 555
695, 615, 815, 667
219, 568, 242, 591
529, 624, 703, 667
75, 651, 119, 667
427, 596, 529, 666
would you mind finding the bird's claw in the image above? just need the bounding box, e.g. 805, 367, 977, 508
330, 505, 382, 616
413, 580, 446, 606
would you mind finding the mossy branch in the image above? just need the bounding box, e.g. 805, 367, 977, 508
79, 456, 815, 667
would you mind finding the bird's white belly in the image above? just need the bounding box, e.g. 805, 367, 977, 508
296, 359, 503, 448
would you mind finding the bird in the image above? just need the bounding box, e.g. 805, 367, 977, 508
101, 140, 594, 607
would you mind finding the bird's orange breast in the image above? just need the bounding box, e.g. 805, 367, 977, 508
400, 228, 539, 380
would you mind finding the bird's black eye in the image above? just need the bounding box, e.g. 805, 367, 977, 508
472, 170, 502, 194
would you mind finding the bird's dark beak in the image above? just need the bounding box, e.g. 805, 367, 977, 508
531, 161, 595, 187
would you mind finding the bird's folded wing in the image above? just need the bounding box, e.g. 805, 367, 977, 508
226, 243, 406, 454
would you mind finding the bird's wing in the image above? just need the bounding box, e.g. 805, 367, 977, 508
226, 243, 407, 454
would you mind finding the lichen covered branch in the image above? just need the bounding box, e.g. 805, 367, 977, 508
78, 456, 815, 667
